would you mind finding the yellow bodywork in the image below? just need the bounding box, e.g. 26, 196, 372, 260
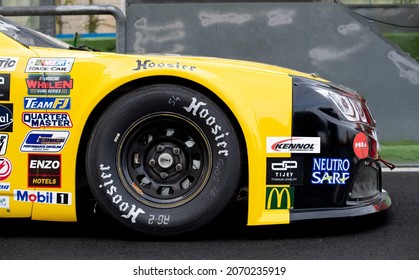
0, 32, 322, 226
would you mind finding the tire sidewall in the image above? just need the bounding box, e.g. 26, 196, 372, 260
86, 84, 241, 235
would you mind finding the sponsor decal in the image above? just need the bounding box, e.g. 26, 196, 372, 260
0, 134, 8, 155
183, 97, 229, 156
0, 74, 11, 101
0, 157, 12, 181
311, 158, 350, 185
0, 182, 10, 192
20, 130, 69, 153
26, 74, 73, 95
267, 137, 321, 153
0, 196, 9, 208
22, 112, 73, 128
28, 154, 61, 188
266, 157, 303, 185
0, 57, 18, 71
24, 97, 70, 110
265, 186, 294, 210
353, 132, 369, 159
14, 190, 71, 205
99, 164, 145, 223
25, 58, 74, 73
0, 104, 13, 132
133, 59, 196, 72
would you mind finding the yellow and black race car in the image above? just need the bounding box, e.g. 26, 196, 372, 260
0, 15, 391, 236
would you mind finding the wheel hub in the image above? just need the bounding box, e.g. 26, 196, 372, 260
146, 142, 185, 181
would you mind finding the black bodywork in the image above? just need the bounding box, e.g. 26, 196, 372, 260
290, 76, 391, 221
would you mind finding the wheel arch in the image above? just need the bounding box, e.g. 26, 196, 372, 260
75, 75, 249, 203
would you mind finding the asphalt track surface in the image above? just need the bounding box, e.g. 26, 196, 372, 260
0, 171, 418, 260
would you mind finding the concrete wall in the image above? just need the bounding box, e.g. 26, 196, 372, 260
125, 1, 419, 142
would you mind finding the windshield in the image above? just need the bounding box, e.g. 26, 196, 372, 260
0, 15, 70, 49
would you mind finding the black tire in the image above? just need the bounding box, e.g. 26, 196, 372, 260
85, 84, 242, 236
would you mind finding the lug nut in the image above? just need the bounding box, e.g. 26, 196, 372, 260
160, 172, 168, 179
175, 164, 183, 171
173, 148, 180, 155
156, 145, 164, 152
149, 159, 156, 167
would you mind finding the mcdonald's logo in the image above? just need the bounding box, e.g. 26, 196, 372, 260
265, 187, 294, 210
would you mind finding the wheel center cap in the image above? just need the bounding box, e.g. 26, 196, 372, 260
157, 153, 174, 169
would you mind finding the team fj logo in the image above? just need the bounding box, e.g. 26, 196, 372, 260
267, 137, 320, 153
25, 58, 75, 73
311, 158, 350, 185
24, 97, 70, 110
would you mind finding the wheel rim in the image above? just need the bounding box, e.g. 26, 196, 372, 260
117, 113, 212, 208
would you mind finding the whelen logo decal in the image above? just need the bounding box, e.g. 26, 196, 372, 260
267, 137, 320, 153
265, 187, 294, 210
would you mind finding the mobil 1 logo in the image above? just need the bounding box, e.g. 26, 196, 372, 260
266, 157, 303, 185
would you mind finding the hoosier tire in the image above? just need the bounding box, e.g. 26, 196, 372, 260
85, 84, 242, 236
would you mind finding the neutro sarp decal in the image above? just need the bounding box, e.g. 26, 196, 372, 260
311, 158, 350, 185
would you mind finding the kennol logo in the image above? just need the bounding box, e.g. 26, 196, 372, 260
267, 137, 321, 153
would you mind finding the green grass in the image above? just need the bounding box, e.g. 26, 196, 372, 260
383, 32, 419, 61
380, 141, 419, 165
60, 38, 116, 52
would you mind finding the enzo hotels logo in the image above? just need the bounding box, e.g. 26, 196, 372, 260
265, 187, 294, 210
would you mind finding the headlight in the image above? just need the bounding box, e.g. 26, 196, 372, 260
314, 87, 373, 125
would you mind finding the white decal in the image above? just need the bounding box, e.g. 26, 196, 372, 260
0, 195, 9, 208
267, 137, 321, 154
20, 130, 69, 153
25, 58, 74, 73
0, 57, 19, 71
22, 112, 73, 128
0, 134, 8, 155
14, 190, 71, 205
